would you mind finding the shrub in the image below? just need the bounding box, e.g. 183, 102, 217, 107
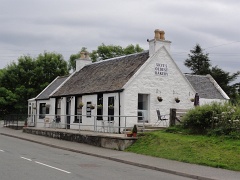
182, 102, 240, 136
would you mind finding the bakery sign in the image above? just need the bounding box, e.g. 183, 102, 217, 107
155, 63, 168, 76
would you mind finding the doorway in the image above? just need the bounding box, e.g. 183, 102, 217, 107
138, 94, 149, 122
66, 97, 71, 129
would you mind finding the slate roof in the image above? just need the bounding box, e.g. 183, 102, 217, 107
184, 74, 226, 99
36, 75, 69, 100
52, 51, 149, 97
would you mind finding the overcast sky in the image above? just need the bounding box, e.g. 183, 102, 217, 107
0, 0, 239, 82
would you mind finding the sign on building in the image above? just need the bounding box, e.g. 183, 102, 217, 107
155, 63, 168, 76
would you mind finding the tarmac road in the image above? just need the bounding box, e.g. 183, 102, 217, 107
1, 125, 240, 180
0, 135, 194, 180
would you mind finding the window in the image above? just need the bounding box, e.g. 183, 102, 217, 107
56, 98, 61, 122
108, 97, 114, 121
97, 94, 103, 120
39, 103, 46, 119
75, 97, 82, 123
86, 102, 92, 118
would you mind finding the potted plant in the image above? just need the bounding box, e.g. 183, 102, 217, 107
89, 104, 95, 110
157, 96, 163, 102
126, 132, 133, 137
132, 125, 138, 137
175, 97, 180, 103
78, 102, 84, 108
108, 104, 114, 109
97, 104, 103, 109
190, 98, 195, 102
24, 120, 28, 127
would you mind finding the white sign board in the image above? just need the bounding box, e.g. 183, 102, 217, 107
155, 63, 168, 76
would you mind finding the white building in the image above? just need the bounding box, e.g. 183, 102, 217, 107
28, 29, 229, 132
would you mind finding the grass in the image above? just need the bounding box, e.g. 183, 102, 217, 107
125, 130, 240, 171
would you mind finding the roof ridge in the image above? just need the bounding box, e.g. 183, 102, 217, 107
88, 50, 149, 66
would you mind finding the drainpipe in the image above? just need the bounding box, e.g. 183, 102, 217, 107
118, 92, 121, 134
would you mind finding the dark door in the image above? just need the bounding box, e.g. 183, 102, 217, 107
66, 97, 71, 129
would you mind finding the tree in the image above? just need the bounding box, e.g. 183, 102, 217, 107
185, 44, 240, 101
0, 52, 68, 114
90, 44, 144, 62
68, 44, 144, 71
184, 44, 211, 75
210, 66, 239, 96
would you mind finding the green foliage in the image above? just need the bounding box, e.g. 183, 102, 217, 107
126, 131, 240, 171
0, 52, 68, 114
182, 102, 240, 136
184, 44, 240, 100
89, 43, 144, 62
184, 44, 211, 75
132, 124, 138, 133
210, 66, 240, 99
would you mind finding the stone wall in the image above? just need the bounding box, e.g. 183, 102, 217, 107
23, 128, 137, 151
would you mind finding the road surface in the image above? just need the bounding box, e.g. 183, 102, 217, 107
0, 135, 193, 180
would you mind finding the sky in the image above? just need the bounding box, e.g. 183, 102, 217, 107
0, 0, 239, 82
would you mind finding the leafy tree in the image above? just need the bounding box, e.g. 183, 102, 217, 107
184, 44, 211, 75
210, 66, 240, 98
68, 44, 144, 71
185, 44, 240, 100
0, 52, 68, 114
90, 44, 143, 62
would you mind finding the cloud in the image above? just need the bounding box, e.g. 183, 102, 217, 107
0, 0, 239, 83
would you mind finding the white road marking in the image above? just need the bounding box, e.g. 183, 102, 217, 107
35, 161, 71, 174
21, 157, 32, 161
0, 149, 4, 152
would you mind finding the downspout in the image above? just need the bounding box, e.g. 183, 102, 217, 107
118, 92, 121, 134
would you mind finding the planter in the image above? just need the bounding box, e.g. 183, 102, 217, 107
78, 102, 84, 108
132, 133, 137, 137
190, 98, 195, 102
97, 104, 103, 109
108, 105, 114, 109
90, 105, 95, 110
157, 96, 163, 102
127, 133, 133, 137
175, 98, 180, 103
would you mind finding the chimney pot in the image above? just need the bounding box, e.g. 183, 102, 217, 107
154, 29, 161, 40
160, 31, 165, 40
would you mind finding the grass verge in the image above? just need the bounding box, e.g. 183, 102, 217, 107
125, 130, 240, 171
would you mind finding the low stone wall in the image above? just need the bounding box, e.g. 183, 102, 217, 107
23, 128, 137, 151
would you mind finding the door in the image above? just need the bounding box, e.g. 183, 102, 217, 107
138, 94, 149, 122
66, 97, 71, 129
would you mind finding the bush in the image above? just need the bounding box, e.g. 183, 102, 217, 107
182, 102, 240, 136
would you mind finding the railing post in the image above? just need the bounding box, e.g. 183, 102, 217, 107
93, 115, 96, 132
170, 108, 176, 126
78, 115, 81, 133
124, 116, 127, 136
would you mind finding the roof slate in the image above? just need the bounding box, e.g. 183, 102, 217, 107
36, 76, 69, 100
52, 51, 149, 97
184, 74, 225, 99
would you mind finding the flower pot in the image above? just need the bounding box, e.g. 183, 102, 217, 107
127, 133, 133, 137
157, 96, 163, 102
175, 99, 180, 103
132, 133, 137, 137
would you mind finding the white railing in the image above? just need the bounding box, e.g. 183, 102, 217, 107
28, 114, 145, 135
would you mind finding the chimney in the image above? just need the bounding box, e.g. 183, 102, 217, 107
149, 29, 171, 56
75, 51, 92, 71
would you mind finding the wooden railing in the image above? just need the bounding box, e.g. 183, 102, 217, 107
169, 108, 188, 126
